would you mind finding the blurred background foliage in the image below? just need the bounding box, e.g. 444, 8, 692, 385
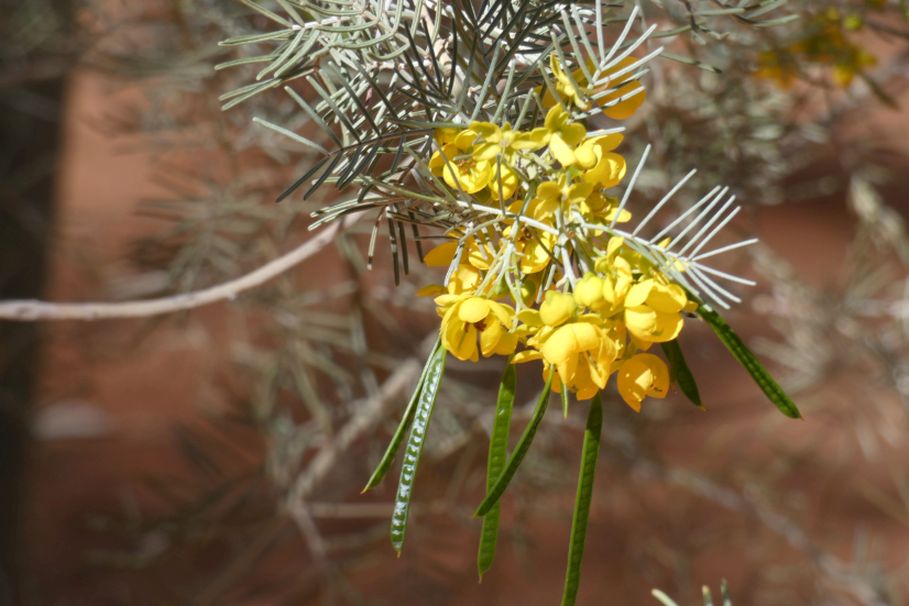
4, 0, 909, 604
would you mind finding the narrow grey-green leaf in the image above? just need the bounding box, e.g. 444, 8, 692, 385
660, 340, 703, 408
474, 371, 553, 518
363, 337, 441, 492
390, 343, 447, 554
720, 579, 732, 606
651, 590, 680, 606
561, 394, 603, 606
477, 364, 516, 580
697, 306, 801, 419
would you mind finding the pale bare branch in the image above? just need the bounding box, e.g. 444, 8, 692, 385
0, 214, 361, 322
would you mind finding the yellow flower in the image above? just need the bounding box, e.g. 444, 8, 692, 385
528, 178, 630, 226
832, 47, 876, 87
579, 191, 631, 223
623, 279, 687, 343
543, 55, 647, 120
469, 122, 547, 200
540, 107, 627, 187
576, 137, 626, 189
502, 218, 556, 274
436, 294, 518, 362
756, 50, 798, 88
591, 239, 636, 314
544, 106, 587, 166
428, 128, 492, 194
519, 317, 618, 400
617, 353, 670, 412
544, 54, 590, 109
471, 121, 549, 159
515, 292, 618, 399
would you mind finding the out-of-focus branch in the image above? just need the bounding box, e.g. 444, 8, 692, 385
0, 215, 359, 322
284, 338, 433, 504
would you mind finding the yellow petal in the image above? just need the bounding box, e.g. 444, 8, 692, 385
574, 274, 605, 309
486, 301, 514, 325
595, 57, 647, 120
493, 331, 520, 356
595, 133, 624, 152
625, 280, 655, 308
539, 291, 576, 327
458, 297, 491, 323
442, 310, 477, 362
517, 309, 543, 328
647, 283, 687, 313
513, 127, 550, 150
624, 306, 658, 340
416, 284, 445, 297
561, 122, 586, 147
649, 312, 684, 342
447, 263, 481, 294
480, 320, 506, 357
617, 353, 670, 411
434, 293, 462, 309
545, 104, 568, 130
474, 141, 500, 162
601, 84, 646, 120
549, 132, 576, 166
572, 361, 598, 400
582, 152, 626, 188
540, 323, 600, 366
513, 350, 542, 364
424, 241, 458, 267
435, 127, 461, 145
489, 163, 519, 200
454, 128, 478, 148
574, 139, 598, 168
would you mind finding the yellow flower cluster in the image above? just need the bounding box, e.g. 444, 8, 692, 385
421, 56, 696, 412
757, 9, 877, 88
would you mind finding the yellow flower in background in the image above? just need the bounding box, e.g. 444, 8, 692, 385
756, 9, 877, 89
831, 46, 876, 87
756, 50, 799, 88
593, 56, 647, 120
617, 353, 670, 411
436, 294, 518, 362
